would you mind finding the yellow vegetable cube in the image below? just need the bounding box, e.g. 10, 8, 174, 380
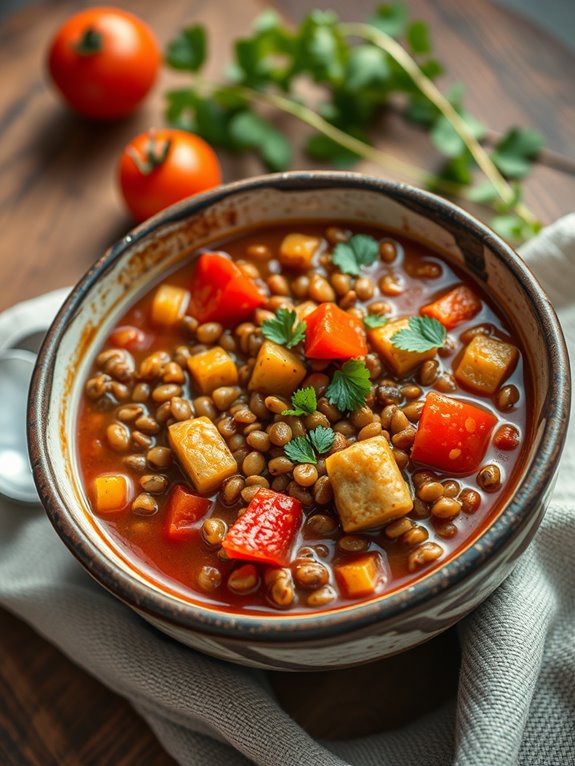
455, 334, 519, 395
168, 416, 237, 494
248, 340, 307, 398
334, 553, 385, 599
368, 317, 437, 377
325, 436, 413, 532
151, 284, 190, 327
279, 233, 321, 270
187, 346, 238, 394
93, 474, 131, 514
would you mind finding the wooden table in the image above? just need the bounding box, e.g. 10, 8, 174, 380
1, 0, 573, 762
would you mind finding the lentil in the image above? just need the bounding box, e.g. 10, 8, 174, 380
408, 542, 443, 572
477, 464, 502, 492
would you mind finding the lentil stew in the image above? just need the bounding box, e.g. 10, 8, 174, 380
77, 222, 528, 614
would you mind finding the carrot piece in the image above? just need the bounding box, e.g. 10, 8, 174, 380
164, 484, 211, 541
421, 285, 481, 329
304, 303, 367, 359
334, 553, 384, 599
188, 252, 265, 326
411, 391, 497, 473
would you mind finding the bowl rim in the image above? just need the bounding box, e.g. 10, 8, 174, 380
29, 170, 571, 642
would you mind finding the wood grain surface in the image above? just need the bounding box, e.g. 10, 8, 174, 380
0, 0, 573, 763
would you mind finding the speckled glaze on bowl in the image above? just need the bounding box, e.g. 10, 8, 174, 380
28, 172, 570, 671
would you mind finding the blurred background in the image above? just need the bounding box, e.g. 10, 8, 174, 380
2, 0, 574, 50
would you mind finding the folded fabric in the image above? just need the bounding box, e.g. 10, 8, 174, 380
1, 218, 574, 766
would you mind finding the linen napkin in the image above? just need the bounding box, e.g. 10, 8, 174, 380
1, 216, 574, 766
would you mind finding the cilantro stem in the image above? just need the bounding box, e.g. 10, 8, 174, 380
198, 81, 492, 204
340, 22, 540, 230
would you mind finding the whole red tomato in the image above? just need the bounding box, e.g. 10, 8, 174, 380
118, 129, 223, 221
47, 7, 160, 120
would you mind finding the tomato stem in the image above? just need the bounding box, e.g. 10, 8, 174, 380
74, 27, 103, 56
127, 133, 172, 175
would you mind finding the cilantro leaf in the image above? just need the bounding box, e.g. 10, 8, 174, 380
407, 21, 431, 55
307, 426, 335, 454
305, 133, 361, 166
491, 127, 544, 180
346, 45, 390, 91
467, 181, 499, 204
228, 110, 292, 171
261, 307, 306, 349
332, 234, 379, 275
166, 26, 207, 72
326, 359, 371, 414
368, 4, 408, 37
431, 113, 486, 158
282, 387, 317, 417
391, 316, 446, 352
364, 314, 389, 329
284, 436, 317, 465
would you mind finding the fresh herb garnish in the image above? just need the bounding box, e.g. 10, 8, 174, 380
164, 5, 543, 242
284, 426, 336, 465
391, 315, 446, 352
364, 314, 389, 329
325, 359, 371, 414
332, 234, 379, 276
307, 426, 336, 454
261, 307, 306, 349
165, 25, 206, 71
284, 435, 317, 465
282, 386, 317, 417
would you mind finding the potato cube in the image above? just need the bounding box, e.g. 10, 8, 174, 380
248, 340, 307, 398
187, 346, 238, 394
93, 474, 131, 514
151, 284, 190, 327
334, 553, 385, 599
455, 334, 519, 395
279, 233, 321, 270
368, 317, 438, 377
325, 436, 413, 532
168, 416, 237, 494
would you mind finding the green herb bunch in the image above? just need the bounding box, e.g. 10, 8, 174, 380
164, 4, 543, 241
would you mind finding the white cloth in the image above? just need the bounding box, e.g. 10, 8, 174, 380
1, 218, 575, 766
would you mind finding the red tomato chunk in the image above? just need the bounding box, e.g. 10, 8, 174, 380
411, 391, 497, 473
188, 252, 265, 326
165, 484, 211, 540
304, 303, 367, 359
421, 285, 481, 329
222, 488, 302, 566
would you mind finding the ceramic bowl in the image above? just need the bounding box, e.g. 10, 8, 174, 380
28, 172, 570, 671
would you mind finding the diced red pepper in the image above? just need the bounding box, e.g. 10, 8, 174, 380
188, 251, 266, 326
164, 484, 211, 541
221, 488, 302, 566
411, 391, 497, 473
421, 285, 482, 330
304, 303, 367, 359
109, 325, 149, 351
